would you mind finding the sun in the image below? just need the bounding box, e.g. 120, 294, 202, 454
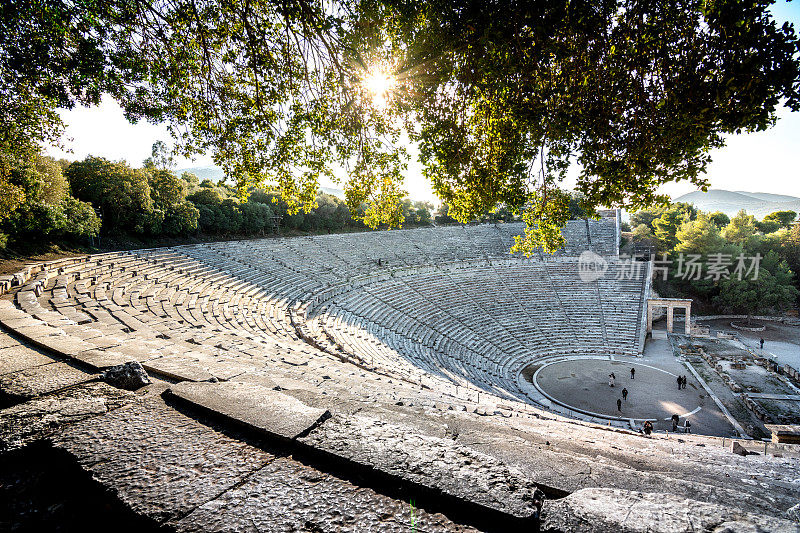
363, 67, 396, 109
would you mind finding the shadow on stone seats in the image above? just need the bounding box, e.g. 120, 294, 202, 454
0, 441, 168, 532
161, 389, 570, 533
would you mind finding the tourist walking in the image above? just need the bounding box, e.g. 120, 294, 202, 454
630, 367, 635, 379
676, 375, 682, 390
643, 420, 653, 435
609, 372, 616, 387
617, 398, 622, 411
622, 387, 628, 401
671, 414, 679, 432
685, 420, 692, 434
760, 338, 764, 350
682, 375, 687, 389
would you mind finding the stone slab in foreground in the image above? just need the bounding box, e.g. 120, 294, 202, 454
171, 457, 477, 533
168, 380, 330, 440
542, 488, 800, 533
50, 396, 273, 523
0, 344, 57, 376
0, 362, 95, 403
299, 413, 541, 519
0, 382, 134, 451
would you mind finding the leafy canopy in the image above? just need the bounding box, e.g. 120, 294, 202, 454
2, 0, 800, 251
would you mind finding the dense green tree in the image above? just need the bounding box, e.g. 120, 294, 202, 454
0, 153, 99, 244
240, 202, 273, 234
413, 202, 433, 225
399, 199, 435, 225
631, 224, 655, 243
781, 224, 800, 286
66, 157, 153, 234
3, 0, 798, 252
714, 250, 799, 322
181, 172, 200, 190
162, 201, 199, 236
630, 208, 664, 232
652, 208, 688, 251
148, 170, 198, 235
764, 210, 797, 229
675, 214, 726, 255
708, 211, 731, 229
723, 210, 758, 247
756, 218, 781, 234
746, 231, 784, 258
149, 170, 187, 209
187, 187, 224, 206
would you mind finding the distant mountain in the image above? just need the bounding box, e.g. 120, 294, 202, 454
673, 189, 800, 220
178, 166, 225, 181
319, 186, 345, 199
734, 191, 800, 204
177, 166, 344, 198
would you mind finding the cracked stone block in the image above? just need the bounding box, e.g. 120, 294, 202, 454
169, 381, 330, 440
542, 488, 799, 533
0, 335, 21, 350
299, 413, 540, 518
51, 397, 273, 523
0, 362, 95, 402
171, 457, 478, 533
0, 345, 57, 376
0, 382, 134, 451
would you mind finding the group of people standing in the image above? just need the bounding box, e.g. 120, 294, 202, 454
610, 368, 636, 413
606, 366, 693, 435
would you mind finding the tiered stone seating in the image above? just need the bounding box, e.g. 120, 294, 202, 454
0, 220, 634, 413
305, 258, 646, 399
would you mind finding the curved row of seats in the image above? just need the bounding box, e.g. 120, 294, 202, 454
0, 220, 633, 414
4, 251, 547, 417
304, 259, 646, 397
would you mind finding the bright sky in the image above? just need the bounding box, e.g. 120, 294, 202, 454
46, 2, 800, 205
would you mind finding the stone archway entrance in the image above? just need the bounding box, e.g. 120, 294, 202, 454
647, 298, 692, 335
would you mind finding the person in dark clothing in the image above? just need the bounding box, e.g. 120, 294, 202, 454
617, 398, 622, 411
685, 420, 692, 433
630, 367, 635, 379
622, 387, 628, 401
643, 420, 653, 435
760, 338, 764, 350
677, 375, 682, 390
531, 488, 545, 522
682, 375, 688, 389
671, 414, 679, 431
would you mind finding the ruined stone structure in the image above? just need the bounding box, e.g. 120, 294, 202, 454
647, 297, 693, 335
1, 220, 798, 532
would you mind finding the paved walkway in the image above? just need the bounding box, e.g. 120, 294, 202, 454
534, 335, 736, 436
